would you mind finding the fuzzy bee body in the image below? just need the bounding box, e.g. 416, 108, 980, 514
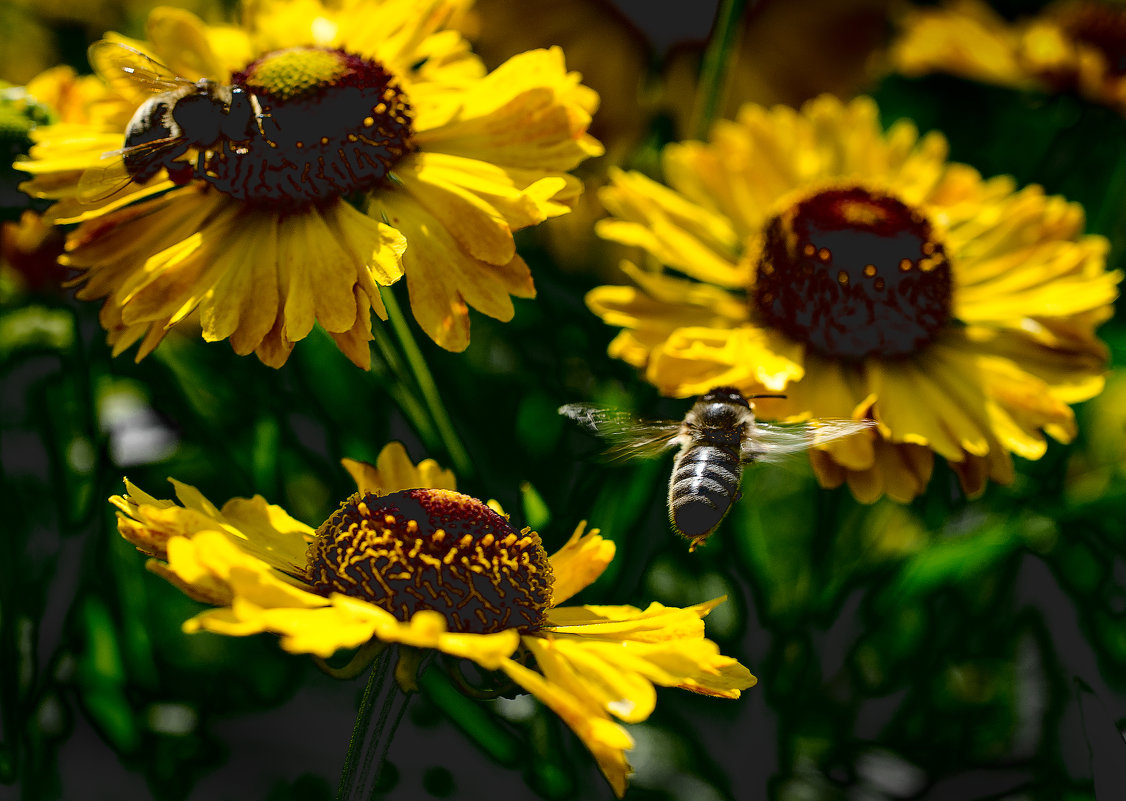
668, 443, 743, 546
559, 386, 875, 551
79, 42, 271, 200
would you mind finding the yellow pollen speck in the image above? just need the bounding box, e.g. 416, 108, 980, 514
818, 248, 831, 262
363, 116, 375, 127
922, 242, 935, 255
374, 102, 387, 114
384, 514, 396, 525
802, 243, 816, 257
295, 141, 304, 148
864, 264, 877, 277
899, 258, 913, 272
357, 502, 370, 516
837, 270, 849, 285
320, 136, 329, 145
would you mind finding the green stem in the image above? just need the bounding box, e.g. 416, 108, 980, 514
692, 0, 751, 140
381, 287, 474, 479
335, 647, 411, 801
369, 322, 441, 448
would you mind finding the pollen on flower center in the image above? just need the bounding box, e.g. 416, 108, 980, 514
306, 489, 555, 634
239, 48, 351, 101
192, 47, 414, 207
752, 186, 952, 360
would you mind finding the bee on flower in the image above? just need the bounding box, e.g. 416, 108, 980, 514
16, 0, 602, 367
112, 441, 755, 796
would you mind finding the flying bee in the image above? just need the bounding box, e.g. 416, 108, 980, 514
559, 386, 876, 551
78, 41, 270, 201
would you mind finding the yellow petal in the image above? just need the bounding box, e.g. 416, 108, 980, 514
418, 47, 601, 172
547, 601, 710, 643
200, 211, 280, 353
547, 522, 615, 606
500, 654, 633, 798
377, 191, 534, 350
145, 6, 227, 81
397, 156, 516, 264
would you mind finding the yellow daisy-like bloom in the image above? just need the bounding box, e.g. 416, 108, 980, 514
16, 0, 601, 366
112, 441, 754, 796
587, 95, 1119, 502
891, 0, 1126, 115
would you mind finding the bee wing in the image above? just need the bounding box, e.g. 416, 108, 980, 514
558, 403, 683, 461
88, 41, 191, 95
743, 418, 876, 463
76, 136, 184, 203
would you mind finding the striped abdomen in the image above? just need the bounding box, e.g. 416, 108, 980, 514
668, 443, 743, 550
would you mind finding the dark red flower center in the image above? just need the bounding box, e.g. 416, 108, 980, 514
307, 489, 554, 634
752, 187, 952, 360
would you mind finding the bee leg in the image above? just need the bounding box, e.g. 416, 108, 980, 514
167, 160, 194, 185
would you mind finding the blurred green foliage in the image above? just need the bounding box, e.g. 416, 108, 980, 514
3, 0, 1126, 800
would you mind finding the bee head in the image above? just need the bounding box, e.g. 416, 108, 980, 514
699, 386, 749, 407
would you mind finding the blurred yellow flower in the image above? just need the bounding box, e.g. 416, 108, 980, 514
587, 95, 1119, 502
891, 0, 1126, 115
112, 441, 754, 797
17, 0, 601, 366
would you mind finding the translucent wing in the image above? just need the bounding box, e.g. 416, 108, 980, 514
88, 41, 191, 95
558, 403, 683, 461
743, 418, 877, 463
76, 136, 185, 203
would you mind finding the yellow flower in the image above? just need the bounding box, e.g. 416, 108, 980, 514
16, 0, 601, 366
587, 95, 1119, 502
890, 0, 1126, 115
112, 441, 754, 796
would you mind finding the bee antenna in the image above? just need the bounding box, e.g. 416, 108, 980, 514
748, 394, 787, 400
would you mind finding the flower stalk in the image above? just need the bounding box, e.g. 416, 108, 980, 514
336, 646, 412, 801
692, 0, 751, 139
381, 287, 474, 480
